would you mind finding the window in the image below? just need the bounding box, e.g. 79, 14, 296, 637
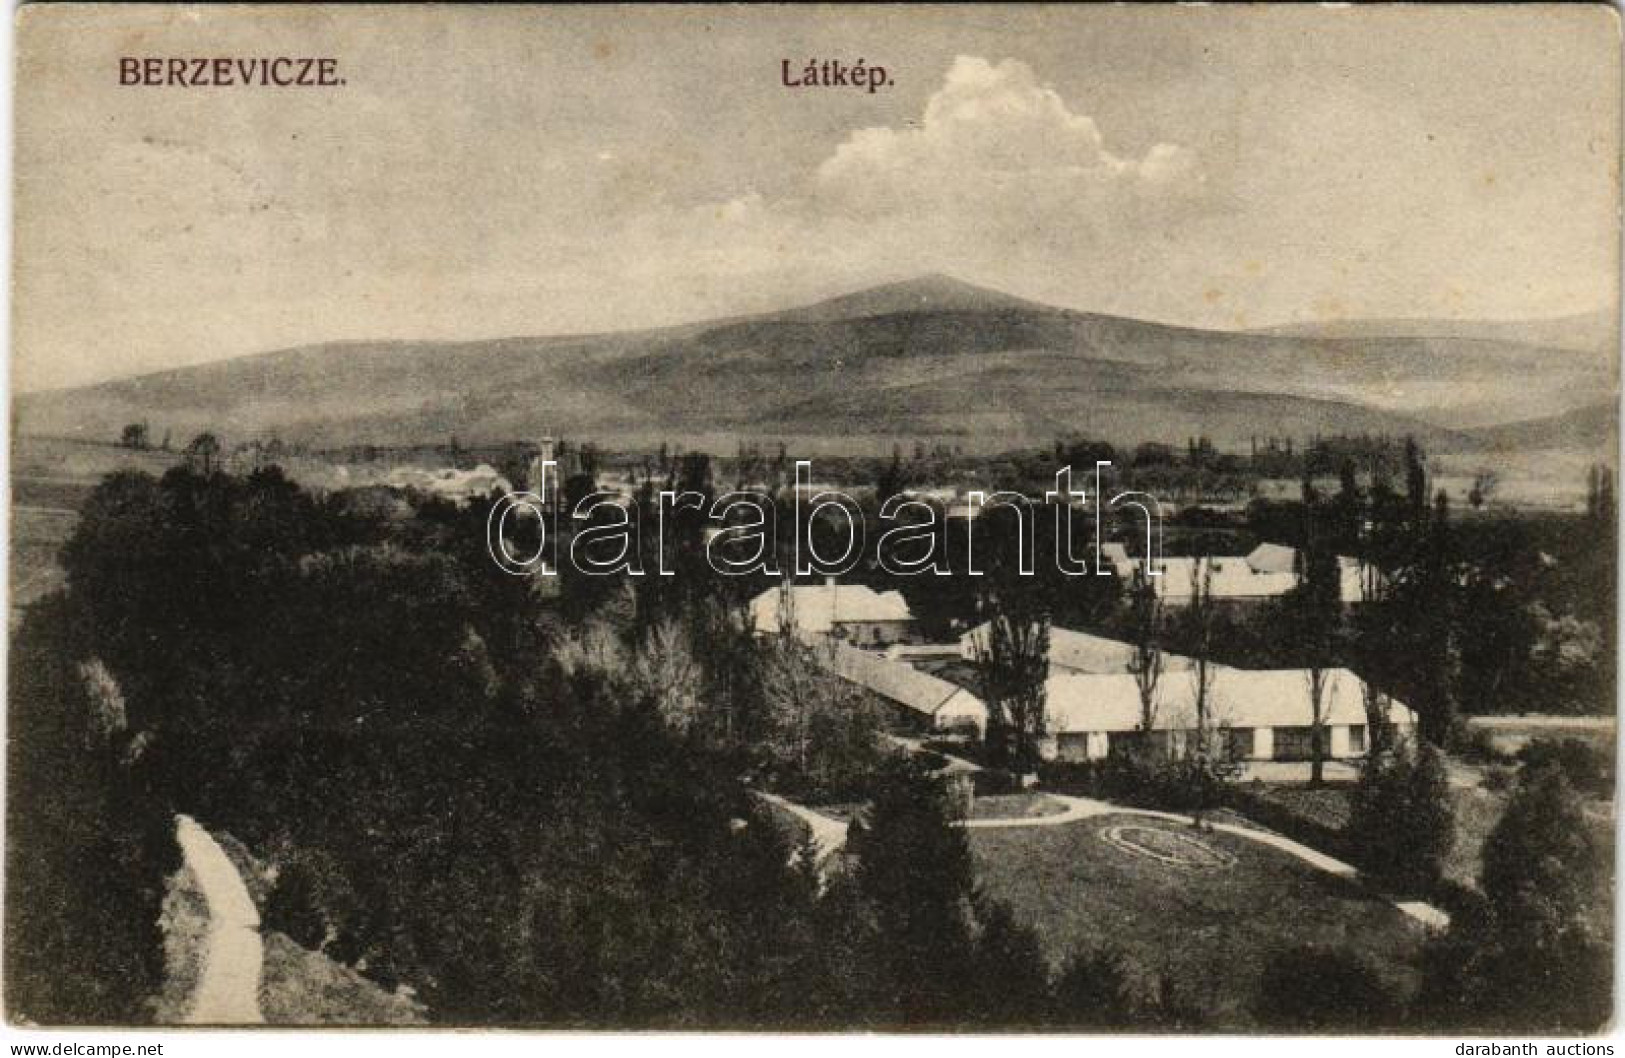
1226, 727, 1255, 760
1057, 732, 1090, 762
1348, 724, 1367, 755
1111, 730, 1149, 758
1273, 726, 1314, 761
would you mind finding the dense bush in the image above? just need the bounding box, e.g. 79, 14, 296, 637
1418, 768, 1611, 1032
30, 466, 1103, 1028
1515, 737, 1614, 797
1348, 739, 1454, 896
5, 596, 179, 1024
1253, 946, 1401, 1030
262, 847, 359, 957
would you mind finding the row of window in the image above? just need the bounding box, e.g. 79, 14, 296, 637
1087, 724, 1369, 761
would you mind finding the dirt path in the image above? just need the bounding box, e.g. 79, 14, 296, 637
174, 815, 264, 1025
753, 792, 849, 861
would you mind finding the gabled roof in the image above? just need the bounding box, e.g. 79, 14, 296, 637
387, 463, 514, 503
1246, 542, 1299, 575
1044, 666, 1417, 735
750, 583, 914, 636
1114, 545, 1366, 603
959, 623, 1194, 675
815, 639, 984, 721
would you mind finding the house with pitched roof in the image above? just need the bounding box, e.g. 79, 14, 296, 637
1042, 665, 1417, 763
1097, 542, 1367, 605
749, 580, 917, 646
959, 622, 1196, 675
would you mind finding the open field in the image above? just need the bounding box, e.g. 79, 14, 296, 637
969, 813, 1427, 1026
9, 436, 183, 617
10, 507, 77, 616
13, 434, 182, 488
969, 794, 1068, 821
1463, 715, 1616, 754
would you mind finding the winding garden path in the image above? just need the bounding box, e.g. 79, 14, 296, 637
175, 815, 265, 1025
753, 791, 849, 862
961, 794, 1451, 931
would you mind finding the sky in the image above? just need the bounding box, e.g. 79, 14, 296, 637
12, 4, 1621, 392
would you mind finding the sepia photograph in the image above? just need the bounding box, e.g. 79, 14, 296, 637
3, 2, 1620, 1040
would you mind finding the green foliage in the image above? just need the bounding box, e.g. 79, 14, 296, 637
1515, 737, 1614, 797
973, 553, 1051, 776
965, 898, 1051, 1026
1420, 768, 1611, 1031
37, 464, 1095, 1028
1050, 947, 1138, 1027
757, 637, 890, 803
263, 847, 358, 957
1252, 946, 1400, 1030
5, 595, 179, 1024
1349, 739, 1454, 894
849, 760, 979, 1022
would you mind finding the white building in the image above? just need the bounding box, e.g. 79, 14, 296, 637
749, 581, 916, 646
814, 638, 988, 737
959, 622, 1195, 675
1042, 666, 1418, 762
386, 463, 513, 506
1098, 542, 1366, 605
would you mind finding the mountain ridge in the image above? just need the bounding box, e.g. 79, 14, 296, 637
15, 275, 1614, 456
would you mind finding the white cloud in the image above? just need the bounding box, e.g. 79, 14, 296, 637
813, 56, 1198, 215
584, 55, 1205, 317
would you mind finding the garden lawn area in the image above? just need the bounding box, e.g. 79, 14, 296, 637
969, 794, 1067, 821
969, 813, 1428, 1027
1248, 784, 1352, 831
1442, 784, 1506, 891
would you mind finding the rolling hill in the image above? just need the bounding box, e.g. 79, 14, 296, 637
1453, 402, 1618, 453
14, 275, 1614, 455
1253, 309, 1616, 357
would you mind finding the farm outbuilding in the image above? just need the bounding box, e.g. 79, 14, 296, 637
959, 622, 1195, 675
813, 637, 988, 737
1042, 666, 1418, 763
750, 581, 917, 646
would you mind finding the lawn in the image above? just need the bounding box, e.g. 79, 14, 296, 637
1247, 784, 1352, 831
9, 507, 76, 615
969, 813, 1428, 1027
968, 793, 1067, 821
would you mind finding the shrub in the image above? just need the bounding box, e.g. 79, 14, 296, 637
1480, 763, 1516, 793
1348, 739, 1454, 896
1456, 725, 1513, 764
1515, 738, 1613, 797
5, 605, 179, 1024
263, 848, 359, 958
1050, 947, 1138, 1028
1253, 946, 1401, 1029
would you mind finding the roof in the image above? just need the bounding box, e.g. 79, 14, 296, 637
750, 582, 914, 636
1044, 666, 1418, 735
1246, 542, 1299, 575
1113, 545, 1365, 603
959, 623, 1194, 675
814, 638, 985, 721
386, 463, 514, 503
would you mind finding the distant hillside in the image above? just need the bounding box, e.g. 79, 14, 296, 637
1451, 402, 1618, 454
15, 276, 1613, 454
1254, 309, 1616, 357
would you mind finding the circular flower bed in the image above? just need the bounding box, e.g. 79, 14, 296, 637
1099, 823, 1237, 871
